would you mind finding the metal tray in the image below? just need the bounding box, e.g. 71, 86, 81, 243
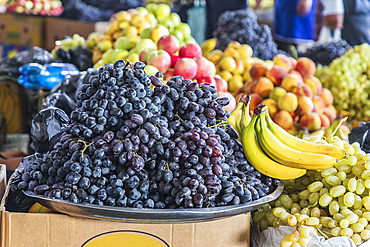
24, 183, 283, 224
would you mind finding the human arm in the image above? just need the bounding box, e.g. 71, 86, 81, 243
296, 0, 313, 15
321, 0, 344, 29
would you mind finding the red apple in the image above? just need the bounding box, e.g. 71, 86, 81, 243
165, 69, 175, 81
171, 55, 181, 68
194, 57, 210, 79
147, 50, 171, 73
214, 75, 228, 92
197, 77, 216, 87
179, 43, 202, 58
157, 35, 180, 56
139, 48, 155, 64
174, 58, 198, 79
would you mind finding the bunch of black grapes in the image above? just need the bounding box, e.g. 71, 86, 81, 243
298, 40, 351, 66
10, 60, 279, 209
213, 8, 289, 60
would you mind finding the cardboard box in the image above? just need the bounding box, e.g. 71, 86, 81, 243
44, 18, 108, 51
0, 13, 44, 47
0, 179, 250, 247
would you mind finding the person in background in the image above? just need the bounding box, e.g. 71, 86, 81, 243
172, 0, 195, 23
0, 149, 27, 170
316, 0, 370, 46
256, 0, 317, 54
205, 0, 248, 39
341, 0, 370, 45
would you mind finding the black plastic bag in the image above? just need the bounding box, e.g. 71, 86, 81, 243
51, 71, 94, 100
7, 154, 38, 212
349, 122, 370, 153
56, 46, 93, 71
60, 0, 114, 22
43, 93, 77, 116
30, 107, 70, 153
0, 47, 55, 79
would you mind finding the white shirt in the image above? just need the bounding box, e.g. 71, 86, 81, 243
320, 0, 344, 15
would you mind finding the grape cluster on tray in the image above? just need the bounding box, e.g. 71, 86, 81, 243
213, 8, 289, 60
11, 61, 278, 209
298, 40, 352, 66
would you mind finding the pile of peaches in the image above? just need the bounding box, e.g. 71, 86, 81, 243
235, 54, 337, 133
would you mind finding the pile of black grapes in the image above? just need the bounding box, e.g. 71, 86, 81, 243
213, 9, 289, 60
10, 60, 279, 209
298, 40, 352, 66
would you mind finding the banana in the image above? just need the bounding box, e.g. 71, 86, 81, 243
264, 112, 347, 160
228, 95, 249, 135
241, 105, 306, 180
239, 94, 252, 133
257, 110, 337, 170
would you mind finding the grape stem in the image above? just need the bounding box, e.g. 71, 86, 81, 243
307, 201, 318, 208
165, 162, 170, 171
124, 60, 131, 70
175, 113, 183, 122
315, 227, 329, 239
208, 121, 228, 129
77, 140, 94, 159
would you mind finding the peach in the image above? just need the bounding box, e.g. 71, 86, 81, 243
207, 50, 223, 65
253, 77, 274, 98
249, 62, 269, 80
296, 57, 316, 78
249, 93, 264, 111
228, 41, 241, 49
278, 92, 298, 112
214, 75, 228, 92
269, 87, 287, 102
320, 114, 330, 128
298, 96, 314, 115
292, 83, 313, 98
324, 106, 336, 124
273, 54, 293, 71
312, 95, 325, 115
289, 71, 303, 81
299, 112, 321, 131
319, 88, 334, 106
290, 58, 297, 70
224, 47, 240, 60
265, 65, 288, 86
274, 110, 293, 130
261, 99, 279, 118
234, 59, 245, 74
304, 76, 322, 95
281, 74, 303, 92
218, 91, 236, 112
244, 81, 255, 94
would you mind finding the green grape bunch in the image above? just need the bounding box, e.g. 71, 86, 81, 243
253, 141, 370, 246
316, 43, 370, 122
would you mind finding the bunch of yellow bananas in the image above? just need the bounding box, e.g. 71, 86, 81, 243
237, 104, 347, 180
